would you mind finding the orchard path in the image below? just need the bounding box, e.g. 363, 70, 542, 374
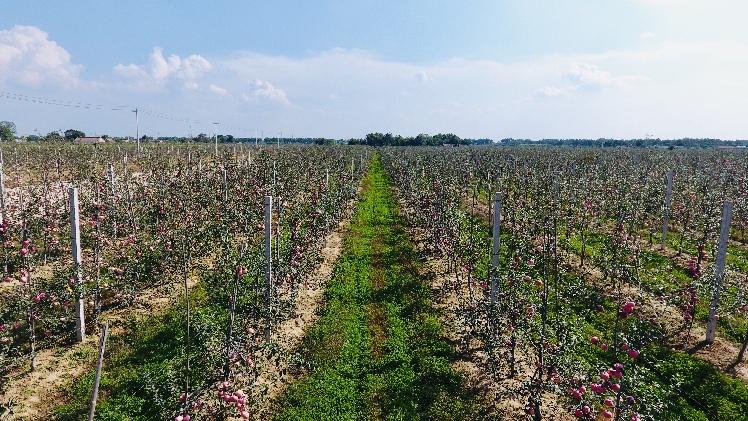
274, 155, 485, 420
251, 185, 359, 420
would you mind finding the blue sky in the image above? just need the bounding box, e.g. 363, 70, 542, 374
1, 0, 747, 139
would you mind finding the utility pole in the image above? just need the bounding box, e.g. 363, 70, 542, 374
213, 122, 220, 157
132, 108, 139, 151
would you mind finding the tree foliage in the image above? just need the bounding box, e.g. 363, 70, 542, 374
351, 132, 469, 146
499, 137, 748, 148
45, 131, 64, 142
0, 121, 16, 142
64, 129, 86, 141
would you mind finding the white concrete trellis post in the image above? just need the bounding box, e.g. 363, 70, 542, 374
661, 170, 674, 248
214, 128, 219, 157
325, 169, 331, 228
264, 196, 273, 340
491, 192, 501, 305
272, 161, 277, 193
222, 168, 228, 202
107, 163, 115, 186
70, 186, 86, 342
706, 200, 733, 343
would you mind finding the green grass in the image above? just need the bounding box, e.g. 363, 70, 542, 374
649, 228, 748, 274
52, 248, 271, 420
275, 155, 480, 420
560, 227, 748, 412
645, 347, 748, 420
571, 228, 693, 294
53, 286, 229, 421
531, 239, 748, 419
562, 224, 748, 342
465, 195, 748, 420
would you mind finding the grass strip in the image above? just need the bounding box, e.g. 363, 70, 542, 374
276, 155, 480, 420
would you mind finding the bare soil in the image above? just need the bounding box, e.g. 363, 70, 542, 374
252, 206, 354, 420
466, 195, 748, 384
0, 272, 201, 420
404, 195, 574, 420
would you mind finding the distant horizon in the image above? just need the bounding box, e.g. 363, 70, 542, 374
8, 130, 748, 144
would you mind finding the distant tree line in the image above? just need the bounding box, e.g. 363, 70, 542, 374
161, 135, 340, 145
2, 119, 746, 149
499, 138, 748, 148
0, 123, 97, 143
349, 133, 471, 146
121, 135, 342, 145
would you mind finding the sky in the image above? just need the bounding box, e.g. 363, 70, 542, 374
1, 0, 748, 140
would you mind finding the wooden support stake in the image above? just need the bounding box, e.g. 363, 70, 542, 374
661, 170, 674, 248
87, 323, 109, 421
222, 168, 228, 202
264, 196, 273, 340
70, 187, 85, 342
706, 201, 733, 343
491, 192, 501, 305
272, 161, 277, 194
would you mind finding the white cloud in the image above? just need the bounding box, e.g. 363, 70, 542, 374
536, 85, 573, 98
0, 25, 83, 87
415, 70, 433, 82
567, 63, 613, 87
538, 63, 631, 97
640, 31, 656, 40
4, 31, 748, 140
112, 63, 147, 79
242, 79, 290, 106
209, 84, 228, 96
218, 46, 746, 138
631, 0, 695, 6
114, 47, 212, 90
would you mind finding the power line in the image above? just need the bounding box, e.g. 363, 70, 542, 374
0, 89, 279, 138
